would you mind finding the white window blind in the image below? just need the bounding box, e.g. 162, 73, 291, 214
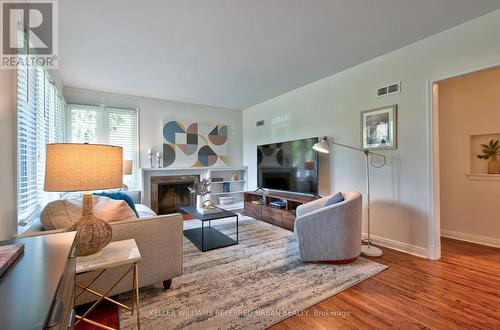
107, 109, 138, 165
17, 65, 66, 226
68, 105, 138, 188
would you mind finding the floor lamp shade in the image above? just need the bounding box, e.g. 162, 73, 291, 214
44, 143, 123, 258
44, 143, 123, 192
312, 138, 330, 153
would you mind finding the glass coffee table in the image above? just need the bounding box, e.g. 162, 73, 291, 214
181, 206, 239, 252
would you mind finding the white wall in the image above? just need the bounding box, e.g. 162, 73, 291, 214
242, 10, 500, 257
0, 70, 17, 240
63, 88, 243, 175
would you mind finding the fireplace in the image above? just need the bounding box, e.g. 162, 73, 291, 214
151, 175, 199, 214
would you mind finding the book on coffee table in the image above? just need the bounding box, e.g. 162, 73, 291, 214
0, 243, 24, 278
198, 206, 224, 215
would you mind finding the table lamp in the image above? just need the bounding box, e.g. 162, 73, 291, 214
44, 143, 123, 258
122, 159, 133, 190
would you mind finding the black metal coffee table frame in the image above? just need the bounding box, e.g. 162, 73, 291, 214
181, 206, 239, 252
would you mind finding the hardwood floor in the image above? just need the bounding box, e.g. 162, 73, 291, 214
270, 238, 500, 329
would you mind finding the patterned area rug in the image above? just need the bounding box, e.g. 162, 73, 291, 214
119, 216, 387, 329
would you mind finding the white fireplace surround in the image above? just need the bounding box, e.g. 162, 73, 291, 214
141, 166, 247, 209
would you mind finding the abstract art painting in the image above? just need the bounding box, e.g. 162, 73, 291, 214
162, 120, 229, 167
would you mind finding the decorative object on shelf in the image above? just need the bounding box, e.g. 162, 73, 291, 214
0, 244, 24, 278
122, 159, 133, 190
313, 137, 387, 257
476, 139, 500, 174
211, 177, 224, 182
148, 148, 153, 168
156, 151, 161, 168
162, 120, 229, 167
361, 104, 397, 150
188, 178, 211, 212
218, 196, 234, 206
269, 200, 287, 209
44, 143, 123, 258
231, 172, 239, 181
223, 182, 231, 192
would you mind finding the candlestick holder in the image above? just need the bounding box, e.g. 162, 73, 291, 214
156, 153, 161, 168
148, 149, 153, 168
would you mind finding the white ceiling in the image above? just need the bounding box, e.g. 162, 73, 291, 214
59, 0, 500, 109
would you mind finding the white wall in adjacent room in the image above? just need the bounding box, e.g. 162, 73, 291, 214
242, 10, 500, 257
0, 70, 17, 240
438, 66, 500, 246
64, 87, 243, 169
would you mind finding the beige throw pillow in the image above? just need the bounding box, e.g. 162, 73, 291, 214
40, 199, 82, 230
93, 196, 137, 222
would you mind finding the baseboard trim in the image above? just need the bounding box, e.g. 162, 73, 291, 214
441, 230, 500, 248
362, 233, 428, 259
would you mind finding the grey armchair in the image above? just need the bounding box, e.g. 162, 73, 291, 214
295, 192, 362, 263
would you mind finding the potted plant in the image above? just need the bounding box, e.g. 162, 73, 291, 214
188, 178, 211, 212
477, 139, 500, 174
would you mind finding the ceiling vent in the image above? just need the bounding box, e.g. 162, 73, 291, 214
377, 82, 401, 97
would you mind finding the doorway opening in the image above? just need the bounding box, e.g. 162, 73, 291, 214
430, 65, 500, 259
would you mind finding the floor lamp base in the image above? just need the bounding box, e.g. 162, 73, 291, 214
361, 244, 383, 257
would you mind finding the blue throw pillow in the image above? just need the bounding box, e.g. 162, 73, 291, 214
325, 192, 345, 206
94, 192, 139, 217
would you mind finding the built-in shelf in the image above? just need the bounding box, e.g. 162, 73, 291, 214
212, 191, 246, 196
141, 166, 246, 172
466, 173, 500, 181
210, 180, 246, 184
215, 201, 244, 211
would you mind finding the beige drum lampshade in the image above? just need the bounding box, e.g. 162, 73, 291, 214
44, 143, 123, 192
123, 160, 133, 176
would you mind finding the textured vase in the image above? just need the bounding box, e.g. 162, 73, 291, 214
487, 156, 500, 174
66, 193, 113, 257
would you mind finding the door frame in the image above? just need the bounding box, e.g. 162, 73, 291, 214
426, 58, 500, 260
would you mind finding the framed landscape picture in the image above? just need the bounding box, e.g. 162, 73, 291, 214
361, 105, 397, 150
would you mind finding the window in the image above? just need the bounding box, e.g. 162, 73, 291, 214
17, 65, 66, 226
68, 105, 138, 188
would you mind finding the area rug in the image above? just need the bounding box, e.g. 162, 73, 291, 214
119, 216, 387, 329
75, 300, 120, 330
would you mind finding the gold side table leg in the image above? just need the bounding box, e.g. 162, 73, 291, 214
134, 263, 141, 329
76, 264, 135, 327
131, 265, 135, 316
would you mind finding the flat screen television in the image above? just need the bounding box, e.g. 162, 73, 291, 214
257, 137, 318, 195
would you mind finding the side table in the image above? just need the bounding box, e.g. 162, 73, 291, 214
75, 239, 142, 330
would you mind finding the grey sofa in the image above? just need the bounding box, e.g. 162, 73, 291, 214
18, 191, 183, 306
295, 192, 362, 263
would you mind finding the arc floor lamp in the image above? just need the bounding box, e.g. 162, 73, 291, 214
313, 137, 386, 257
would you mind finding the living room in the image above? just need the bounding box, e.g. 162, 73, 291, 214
1, 1, 499, 329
